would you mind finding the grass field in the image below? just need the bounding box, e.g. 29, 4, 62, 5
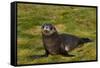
17, 3, 97, 65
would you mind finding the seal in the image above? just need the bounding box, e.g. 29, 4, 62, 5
41, 23, 92, 57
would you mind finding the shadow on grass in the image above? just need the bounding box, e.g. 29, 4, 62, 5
29, 54, 75, 60
64, 54, 75, 57
29, 55, 48, 59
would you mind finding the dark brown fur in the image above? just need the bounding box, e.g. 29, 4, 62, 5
41, 24, 92, 57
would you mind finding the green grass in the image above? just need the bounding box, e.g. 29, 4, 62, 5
17, 3, 97, 65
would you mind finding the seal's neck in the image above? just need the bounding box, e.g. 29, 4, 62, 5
43, 32, 58, 38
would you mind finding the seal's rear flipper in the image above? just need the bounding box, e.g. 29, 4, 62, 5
79, 38, 93, 44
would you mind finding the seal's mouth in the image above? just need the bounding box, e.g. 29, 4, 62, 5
44, 30, 50, 33
42, 29, 51, 35
42, 29, 56, 36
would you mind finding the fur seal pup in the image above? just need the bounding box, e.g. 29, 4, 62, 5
41, 23, 92, 57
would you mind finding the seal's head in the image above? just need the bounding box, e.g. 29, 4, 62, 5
41, 23, 57, 36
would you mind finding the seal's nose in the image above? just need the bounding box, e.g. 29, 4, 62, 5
44, 26, 50, 31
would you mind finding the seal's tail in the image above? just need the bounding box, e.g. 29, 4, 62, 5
79, 38, 93, 44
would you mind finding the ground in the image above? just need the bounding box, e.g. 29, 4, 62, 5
17, 3, 97, 65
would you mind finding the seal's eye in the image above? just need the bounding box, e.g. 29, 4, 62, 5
50, 27, 53, 30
